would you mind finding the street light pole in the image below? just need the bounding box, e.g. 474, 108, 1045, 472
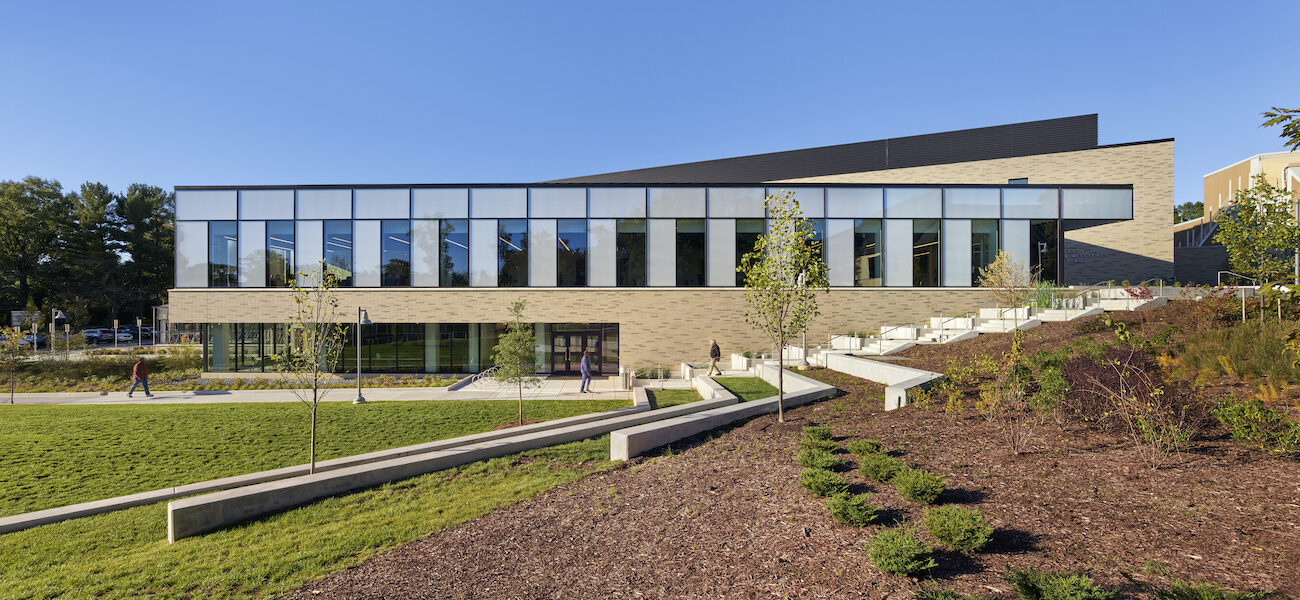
354, 307, 371, 404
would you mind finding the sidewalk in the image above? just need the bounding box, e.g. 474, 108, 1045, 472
1, 376, 632, 406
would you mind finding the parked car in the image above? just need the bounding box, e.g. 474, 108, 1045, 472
139, 327, 156, 340
112, 329, 134, 343
0, 335, 33, 349
83, 328, 109, 344
22, 334, 49, 348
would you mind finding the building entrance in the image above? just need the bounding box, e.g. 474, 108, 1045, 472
551, 331, 600, 374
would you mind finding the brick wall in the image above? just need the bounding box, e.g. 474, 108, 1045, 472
169, 287, 993, 368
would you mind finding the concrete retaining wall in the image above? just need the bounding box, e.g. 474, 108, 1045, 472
1, 404, 649, 536
166, 396, 736, 542
822, 353, 943, 410
609, 368, 837, 460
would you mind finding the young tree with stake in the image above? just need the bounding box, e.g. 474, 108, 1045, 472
272, 265, 346, 474
0, 326, 28, 404
739, 191, 829, 423
492, 299, 541, 427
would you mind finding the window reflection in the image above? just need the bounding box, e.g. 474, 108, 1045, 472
913, 219, 940, 287
971, 219, 999, 285
208, 221, 237, 287
557, 219, 587, 287
324, 220, 353, 287
381, 220, 411, 287
440, 219, 469, 287
616, 219, 646, 287
853, 219, 882, 287
735, 219, 765, 286
266, 221, 295, 287
675, 219, 706, 287
498, 219, 528, 287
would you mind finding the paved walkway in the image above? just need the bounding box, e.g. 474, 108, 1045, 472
2, 376, 633, 406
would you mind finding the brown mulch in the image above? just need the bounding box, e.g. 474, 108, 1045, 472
286, 352, 1299, 599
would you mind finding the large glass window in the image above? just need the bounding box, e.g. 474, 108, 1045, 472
266, 221, 295, 288
1030, 220, 1059, 284
971, 219, 999, 285
853, 219, 882, 287
616, 219, 646, 287
208, 221, 237, 287
913, 218, 940, 287
437, 323, 470, 372
381, 220, 411, 287
676, 219, 706, 287
735, 219, 765, 286
440, 219, 470, 287
498, 219, 528, 287
324, 220, 354, 287
557, 219, 587, 287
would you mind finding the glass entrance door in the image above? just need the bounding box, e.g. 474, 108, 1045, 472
551, 332, 600, 374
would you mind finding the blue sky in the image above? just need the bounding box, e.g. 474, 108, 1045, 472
1, 1, 1295, 207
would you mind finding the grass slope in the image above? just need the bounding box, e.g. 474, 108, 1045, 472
0, 437, 617, 600
0, 399, 626, 516
646, 389, 702, 408
714, 377, 778, 402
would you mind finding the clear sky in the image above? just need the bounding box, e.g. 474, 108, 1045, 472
1, 1, 1296, 207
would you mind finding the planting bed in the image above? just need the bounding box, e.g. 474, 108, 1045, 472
288, 302, 1297, 599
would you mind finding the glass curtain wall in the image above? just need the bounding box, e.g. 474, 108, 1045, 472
381, 220, 411, 286
440, 219, 470, 287
1030, 220, 1060, 284
913, 219, 940, 287
735, 219, 765, 286
498, 219, 528, 287
806, 218, 825, 259
675, 219, 706, 287
556, 219, 587, 287
323, 220, 354, 287
853, 219, 882, 286
615, 219, 646, 287
266, 220, 295, 287
208, 221, 238, 287
970, 219, 999, 285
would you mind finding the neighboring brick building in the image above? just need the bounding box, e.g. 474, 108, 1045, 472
169, 114, 1171, 374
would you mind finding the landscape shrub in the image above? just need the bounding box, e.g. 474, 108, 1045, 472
1130, 577, 1268, 600
799, 436, 838, 452
1030, 366, 1069, 414
796, 448, 845, 470
825, 492, 878, 526
923, 506, 993, 552
1176, 320, 1300, 384
914, 586, 994, 600
1212, 395, 1300, 455
799, 467, 848, 498
866, 526, 936, 577
1003, 567, 1116, 600
802, 425, 833, 440
859, 452, 903, 482
892, 467, 946, 504
846, 438, 883, 456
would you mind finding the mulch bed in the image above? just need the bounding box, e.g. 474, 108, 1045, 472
287, 304, 1299, 599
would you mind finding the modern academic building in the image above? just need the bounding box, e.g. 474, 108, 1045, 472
169, 115, 1173, 376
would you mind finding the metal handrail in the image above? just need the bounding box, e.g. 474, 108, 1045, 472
1217, 270, 1258, 286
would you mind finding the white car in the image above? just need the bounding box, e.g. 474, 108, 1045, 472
111, 330, 134, 343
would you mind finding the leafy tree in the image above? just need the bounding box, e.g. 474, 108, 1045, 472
977, 250, 1034, 319
1262, 106, 1300, 151
739, 191, 829, 423
0, 325, 28, 404
1212, 175, 1299, 282
492, 299, 541, 426
0, 177, 73, 309
1173, 201, 1204, 223
116, 184, 175, 314
56, 182, 129, 322
273, 265, 346, 474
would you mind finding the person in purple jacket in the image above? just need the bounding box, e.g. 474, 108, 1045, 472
579, 350, 592, 393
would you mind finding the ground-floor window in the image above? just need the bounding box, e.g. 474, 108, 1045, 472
202, 322, 618, 375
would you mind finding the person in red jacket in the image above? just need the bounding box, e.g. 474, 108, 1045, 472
127, 358, 153, 398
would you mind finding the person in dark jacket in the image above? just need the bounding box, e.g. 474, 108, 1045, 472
578, 350, 592, 393
707, 339, 722, 376
127, 358, 153, 398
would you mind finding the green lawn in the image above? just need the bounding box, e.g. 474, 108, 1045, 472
714, 377, 778, 401
0, 398, 627, 516
647, 389, 703, 408
0, 436, 617, 600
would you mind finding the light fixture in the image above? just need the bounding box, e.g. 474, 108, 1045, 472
354, 308, 372, 405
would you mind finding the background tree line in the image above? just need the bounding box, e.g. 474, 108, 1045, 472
0, 176, 173, 329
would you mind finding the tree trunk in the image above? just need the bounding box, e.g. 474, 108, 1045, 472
777, 327, 785, 423
310, 402, 317, 474
9, 370, 14, 404
518, 381, 524, 427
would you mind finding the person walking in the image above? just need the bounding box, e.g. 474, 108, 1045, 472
578, 350, 592, 393
127, 358, 153, 398
707, 339, 722, 376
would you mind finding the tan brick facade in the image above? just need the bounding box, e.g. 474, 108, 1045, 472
169, 287, 993, 368
771, 140, 1175, 284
